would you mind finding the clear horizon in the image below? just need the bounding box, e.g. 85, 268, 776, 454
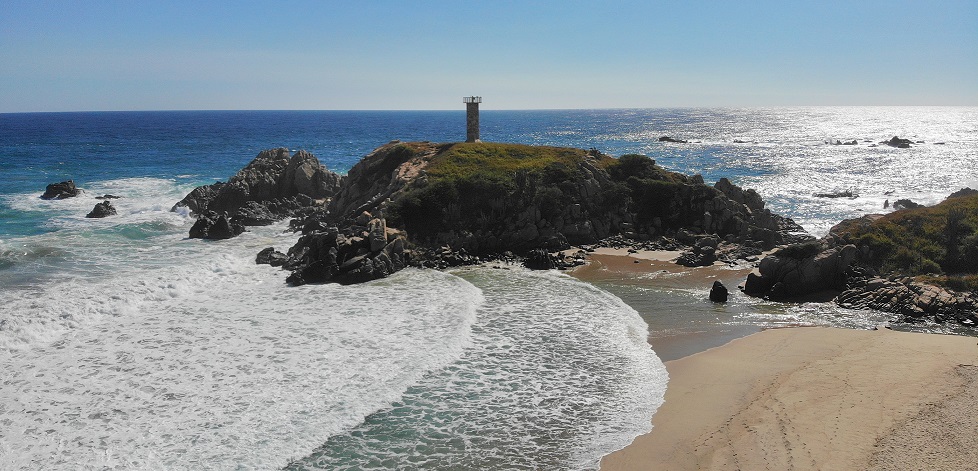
2, 0, 976, 113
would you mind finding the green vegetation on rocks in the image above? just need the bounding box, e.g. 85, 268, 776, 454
831, 192, 978, 288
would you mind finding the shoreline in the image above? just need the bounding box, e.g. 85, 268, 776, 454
567, 249, 978, 470
600, 326, 978, 470
568, 248, 763, 362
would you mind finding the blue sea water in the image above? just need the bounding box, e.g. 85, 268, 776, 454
0, 108, 976, 469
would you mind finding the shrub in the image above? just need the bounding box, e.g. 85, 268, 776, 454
774, 241, 824, 259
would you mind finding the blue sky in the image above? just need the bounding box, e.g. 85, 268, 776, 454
1, 0, 976, 111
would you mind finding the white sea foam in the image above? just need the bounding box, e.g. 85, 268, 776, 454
0, 176, 487, 469
0, 235, 482, 470
291, 268, 667, 471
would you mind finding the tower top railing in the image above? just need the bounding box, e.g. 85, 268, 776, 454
463, 96, 482, 104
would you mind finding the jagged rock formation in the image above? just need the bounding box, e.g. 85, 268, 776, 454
41, 180, 81, 199
173, 148, 343, 239
86, 201, 116, 218
279, 218, 407, 285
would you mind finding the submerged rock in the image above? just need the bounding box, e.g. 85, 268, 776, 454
41, 180, 81, 199
658, 136, 688, 144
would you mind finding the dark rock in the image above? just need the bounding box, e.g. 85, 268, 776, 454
283, 217, 407, 285
85, 201, 116, 218
892, 198, 923, 210
95, 194, 121, 200
658, 136, 688, 144
742, 243, 857, 300
709, 280, 729, 302
524, 248, 558, 270
883, 136, 913, 148
256, 247, 288, 267
172, 148, 341, 220
188, 211, 245, 240
837, 276, 978, 324
676, 237, 720, 267
814, 189, 857, 198
41, 180, 81, 199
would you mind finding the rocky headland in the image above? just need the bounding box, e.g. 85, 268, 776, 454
172, 141, 978, 326
744, 189, 978, 326
175, 141, 807, 284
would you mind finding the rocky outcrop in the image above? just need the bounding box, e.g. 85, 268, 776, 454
86, 201, 116, 218
743, 243, 858, 300
281, 215, 407, 285
173, 148, 343, 239
277, 142, 809, 284
173, 148, 342, 219
188, 211, 245, 240
41, 180, 81, 199
838, 277, 978, 325
892, 198, 923, 210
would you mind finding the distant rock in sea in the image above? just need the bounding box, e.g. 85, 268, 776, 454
882, 136, 913, 148
658, 136, 688, 144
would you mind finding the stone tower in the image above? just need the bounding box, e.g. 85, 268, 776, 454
464, 96, 481, 142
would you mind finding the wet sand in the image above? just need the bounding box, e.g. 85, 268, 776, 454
600, 326, 978, 470
570, 249, 978, 470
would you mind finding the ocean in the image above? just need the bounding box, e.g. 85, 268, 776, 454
1, 108, 976, 469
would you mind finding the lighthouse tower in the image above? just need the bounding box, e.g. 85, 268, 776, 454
463, 96, 481, 142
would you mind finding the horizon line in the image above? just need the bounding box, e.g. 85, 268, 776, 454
4, 104, 978, 115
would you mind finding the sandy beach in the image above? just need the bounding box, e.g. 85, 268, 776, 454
568, 249, 978, 470
600, 326, 978, 470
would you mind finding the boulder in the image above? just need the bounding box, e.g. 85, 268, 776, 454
188, 211, 245, 240
41, 180, 81, 199
524, 248, 558, 270
256, 247, 288, 267
709, 280, 729, 303
743, 243, 857, 300
85, 201, 117, 218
